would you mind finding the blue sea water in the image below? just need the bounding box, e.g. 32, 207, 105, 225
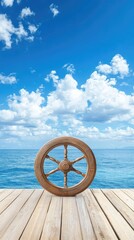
0, 148, 133, 188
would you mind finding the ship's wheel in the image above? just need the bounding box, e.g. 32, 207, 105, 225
34, 136, 96, 196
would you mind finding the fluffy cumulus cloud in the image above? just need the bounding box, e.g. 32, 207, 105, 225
1, 0, 14, 7
20, 7, 35, 19
0, 14, 38, 48
0, 73, 17, 84
97, 54, 129, 78
82, 71, 134, 122
0, 14, 15, 48
49, 3, 59, 17
1, 54, 134, 147
1, 0, 21, 7
0, 89, 58, 142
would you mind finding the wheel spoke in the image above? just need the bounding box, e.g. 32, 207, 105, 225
71, 167, 86, 177
45, 167, 59, 177
46, 155, 60, 164
71, 155, 85, 164
64, 144, 68, 161
64, 172, 68, 188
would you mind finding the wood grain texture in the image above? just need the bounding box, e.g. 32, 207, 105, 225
61, 196, 82, 240
83, 190, 118, 240
0, 189, 134, 240
113, 189, 134, 211
92, 189, 134, 240
102, 189, 134, 229
34, 136, 96, 196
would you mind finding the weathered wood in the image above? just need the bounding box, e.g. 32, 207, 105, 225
41, 196, 62, 240
0, 189, 134, 240
113, 189, 134, 211
83, 190, 118, 240
92, 189, 134, 240
34, 136, 96, 196
0, 190, 13, 202
1, 190, 43, 240
20, 191, 52, 240
61, 197, 82, 240
76, 194, 96, 240
122, 189, 134, 200
0, 190, 34, 238
0, 189, 22, 214
102, 189, 134, 229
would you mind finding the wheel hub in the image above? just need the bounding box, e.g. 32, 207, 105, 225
59, 160, 71, 172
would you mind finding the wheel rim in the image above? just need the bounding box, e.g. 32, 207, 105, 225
34, 136, 96, 196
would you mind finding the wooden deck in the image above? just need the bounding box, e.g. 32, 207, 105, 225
0, 189, 134, 240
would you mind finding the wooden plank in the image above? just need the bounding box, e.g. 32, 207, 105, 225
102, 189, 134, 229
0, 190, 4, 194
20, 190, 52, 240
122, 189, 134, 200
76, 194, 96, 240
0, 189, 22, 214
92, 189, 134, 240
61, 197, 82, 240
0, 189, 34, 238
40, 195, 62, 240
83, 190, 118, 240
0, 190, 13, 202
1, 190, 43, 240
113, 189, 134, 211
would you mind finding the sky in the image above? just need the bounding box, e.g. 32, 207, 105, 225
0, 0, 134, 149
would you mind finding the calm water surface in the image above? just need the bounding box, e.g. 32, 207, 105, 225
0, 149, 133, 188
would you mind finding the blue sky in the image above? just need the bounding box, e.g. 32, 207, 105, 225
0, 0, 134, 149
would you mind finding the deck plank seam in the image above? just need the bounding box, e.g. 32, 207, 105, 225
39, 192, 53, 240
112, 190, 134, 211
102, 190, 134, 231
0, 189, 23, 215
122, 189, 134, 201
0, 189, 34, 239
91, 190, 120, 240
0, 190, 14, 202
75, 195, 84, 240
18, 189, 44, 240
84, 189, 117, 240
81, 191, 97, 240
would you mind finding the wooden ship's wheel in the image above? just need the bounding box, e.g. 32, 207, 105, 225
34, 136, 96, 196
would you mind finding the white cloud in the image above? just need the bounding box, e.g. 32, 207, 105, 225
112, 54, 129, 78
45, 73, 87, 114
82, 71, 134, 122
20, 7, 35, 19
97, 54, 129, 78
0, 14, 15, 48
45, 70, 59, 85
1, 0, 14, 7
0, 73, 17, 84
1, 0, 21, 7
49, 3, 59, 17
15, 22, 28, 40
1, 54, 134, 147
63, 63, 75, 74
28, 24, 38, 34
0, 14, 38, 49
0, 88, 58, 144
96, 63, 112, 74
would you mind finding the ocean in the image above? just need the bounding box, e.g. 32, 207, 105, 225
0, 149, 133, 189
